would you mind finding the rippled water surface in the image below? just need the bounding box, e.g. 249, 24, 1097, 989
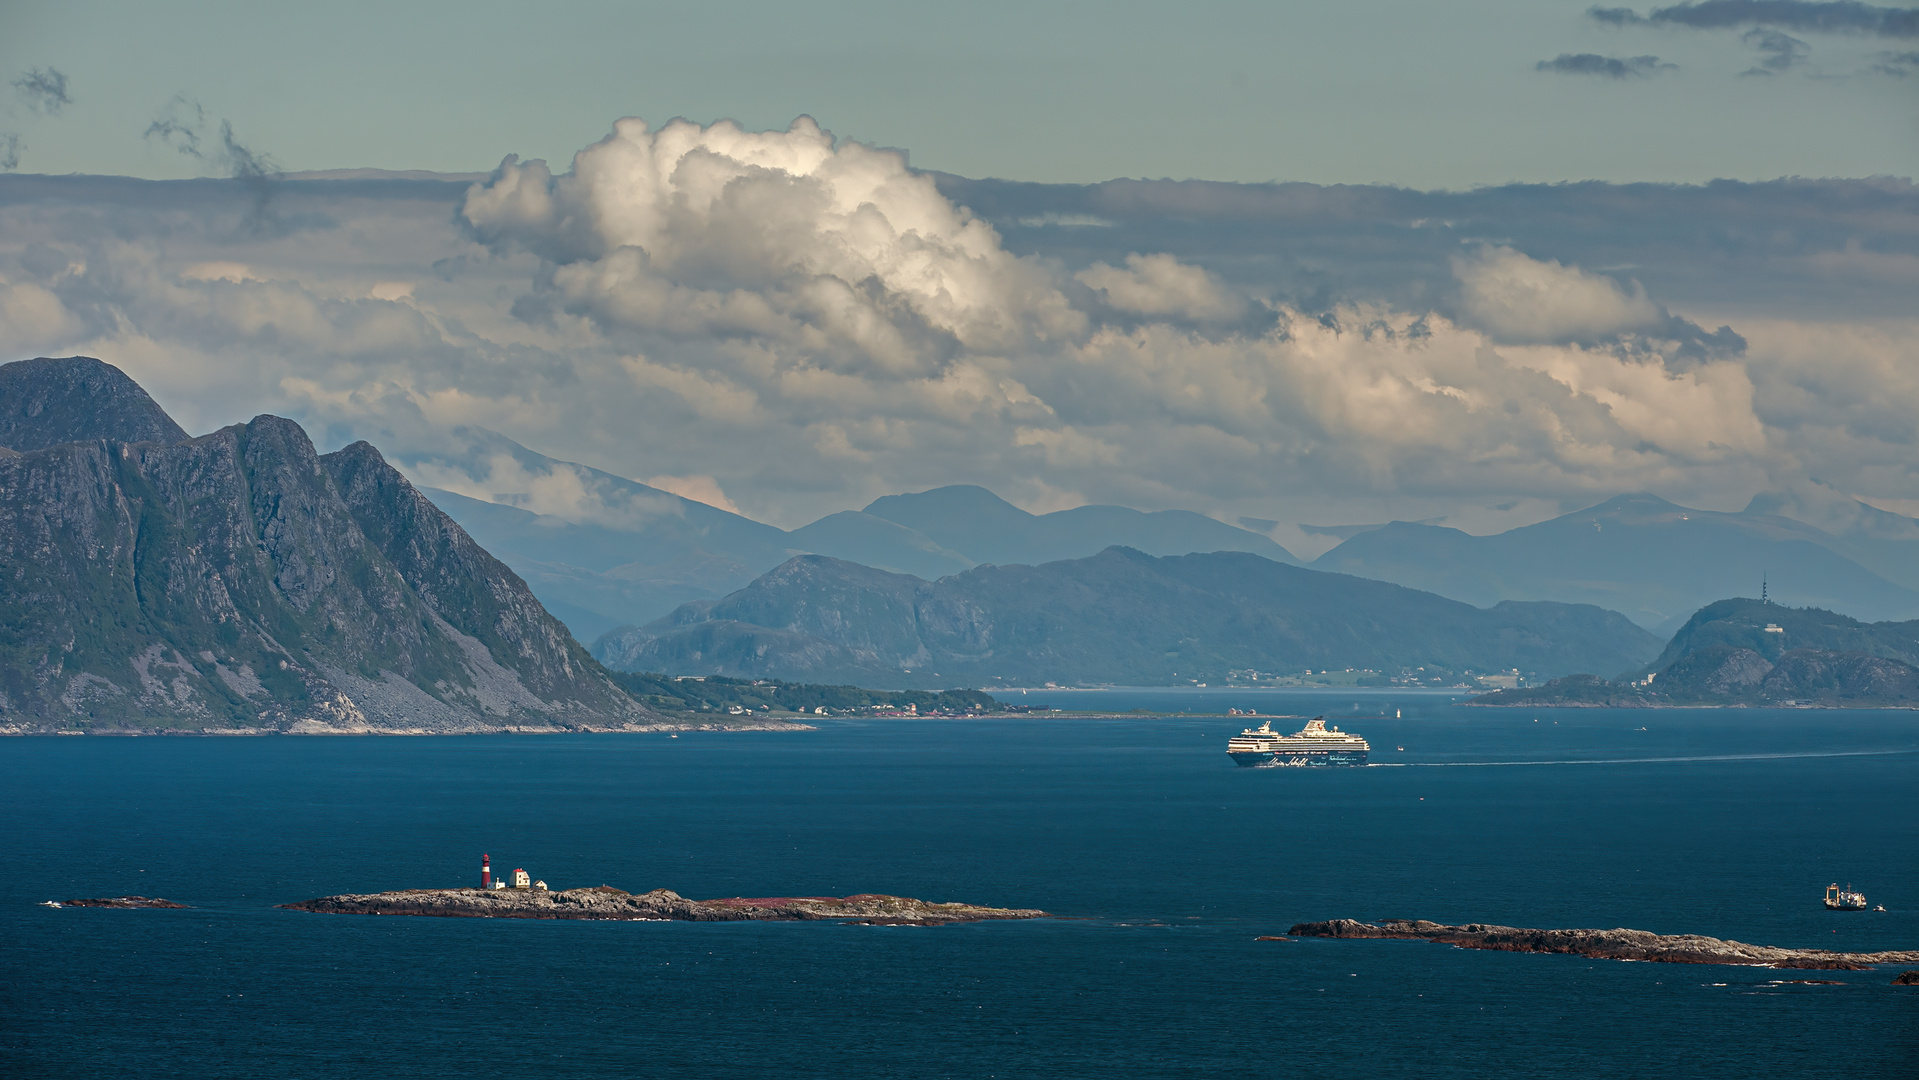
4, 692, 1916, 1078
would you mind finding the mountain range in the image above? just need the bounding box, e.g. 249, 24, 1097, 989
410, 433, 1294, 639
410, 430, 1919, 646
592, 547, 1663, 688
1310, 493, 1919, 633
0, 357, 658, 733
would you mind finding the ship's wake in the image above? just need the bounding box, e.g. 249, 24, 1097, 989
1366, 748, 1916, 767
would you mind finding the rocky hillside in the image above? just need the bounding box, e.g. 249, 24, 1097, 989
0, 355, 188, 450
594, 547, 1662, 688
1473, 598, 1919, 707
0, 357, 658, 732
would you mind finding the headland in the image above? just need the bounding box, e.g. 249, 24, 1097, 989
1288, 918, 1919, 970
282, 886, 1044, 924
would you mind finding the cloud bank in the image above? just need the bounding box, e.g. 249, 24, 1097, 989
0, 118, 1913, 536
1591, 1, 1919, 36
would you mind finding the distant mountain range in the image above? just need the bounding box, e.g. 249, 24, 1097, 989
1476, 598, 1919, 707
411, 434, 1294, 639
1310, 493, 1919, 633
0, 358, 658, 733
413, 429, 1919, 648
592, 547, 1662, 689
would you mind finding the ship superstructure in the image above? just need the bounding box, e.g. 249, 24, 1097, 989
1823, 883, 1868, 910
1227, 717, 1370, 767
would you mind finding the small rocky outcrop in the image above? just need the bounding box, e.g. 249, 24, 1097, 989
1287, 918, 1919, 970
57, 896, 188, 908
282, 886, 1044, 924
1895, 970, 1919, 985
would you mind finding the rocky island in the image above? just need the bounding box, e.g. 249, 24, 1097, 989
1288, 919, 1919, 970
55, 896, 188, 909
283, 886, 1044, 924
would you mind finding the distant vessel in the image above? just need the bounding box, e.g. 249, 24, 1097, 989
1824, 883, 1868, 910
1228, 717, 1369, 767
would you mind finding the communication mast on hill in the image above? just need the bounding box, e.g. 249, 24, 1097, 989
1762, 573, 1769, 605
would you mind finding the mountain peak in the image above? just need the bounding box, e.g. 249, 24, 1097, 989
863, 485, 1034, 528
0, 356, 190, 452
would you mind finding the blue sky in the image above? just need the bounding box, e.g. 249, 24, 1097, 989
3, 0, 1915, 186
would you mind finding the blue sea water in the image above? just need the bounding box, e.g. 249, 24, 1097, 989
3, 691, 1916, 1078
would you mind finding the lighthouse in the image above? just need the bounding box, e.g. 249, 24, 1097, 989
481, 853, 491, 890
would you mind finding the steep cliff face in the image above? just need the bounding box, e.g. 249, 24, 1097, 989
0, 358, 653, 732
0, 356, 188, 452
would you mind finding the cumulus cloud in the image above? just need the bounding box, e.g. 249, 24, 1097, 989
3, 121, 1916, 536
462, 117, 1084, 376
1074, 253, 1251, 324
1453, 246, 1664, 341
11, 67, 71, 116
1536, 53, 1677, 76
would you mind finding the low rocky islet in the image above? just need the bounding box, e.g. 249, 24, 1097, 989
282, 885, 1045, 924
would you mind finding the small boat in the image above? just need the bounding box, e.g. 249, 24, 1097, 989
1824, 883, 1868, 910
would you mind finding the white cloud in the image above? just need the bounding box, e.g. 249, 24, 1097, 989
461, 117, 1086, 374
0, 278, 87, 357
1076, 253, 1248, 323
1453, 245, 1664, 343
643, 474, 743, 515
2, 125, 1915, 538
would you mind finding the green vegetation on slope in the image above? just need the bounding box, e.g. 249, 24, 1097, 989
605, 670, 1002, 716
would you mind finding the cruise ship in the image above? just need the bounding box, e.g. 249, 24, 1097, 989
1227, 717, 1370, 767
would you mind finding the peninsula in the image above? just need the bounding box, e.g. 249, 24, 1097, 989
1288, 919, 1919, 970
283, 886, 1044, 924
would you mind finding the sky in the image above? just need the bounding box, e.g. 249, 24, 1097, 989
0, 1, 1915, 548
2, 1, 1915, 187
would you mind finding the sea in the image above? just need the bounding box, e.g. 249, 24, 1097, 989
4, 688, 1915, 1079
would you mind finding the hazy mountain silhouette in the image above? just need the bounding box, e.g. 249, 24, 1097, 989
419, 443, 1298, 637
1312, 493, 1919, 633
593, 547, 1660, 689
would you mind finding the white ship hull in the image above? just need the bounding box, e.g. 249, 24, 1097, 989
1226, 717, 1369, 767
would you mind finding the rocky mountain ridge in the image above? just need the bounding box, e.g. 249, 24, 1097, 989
0, 357, 660, 733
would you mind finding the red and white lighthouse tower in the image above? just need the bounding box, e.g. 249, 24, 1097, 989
481, 853, 492, 890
